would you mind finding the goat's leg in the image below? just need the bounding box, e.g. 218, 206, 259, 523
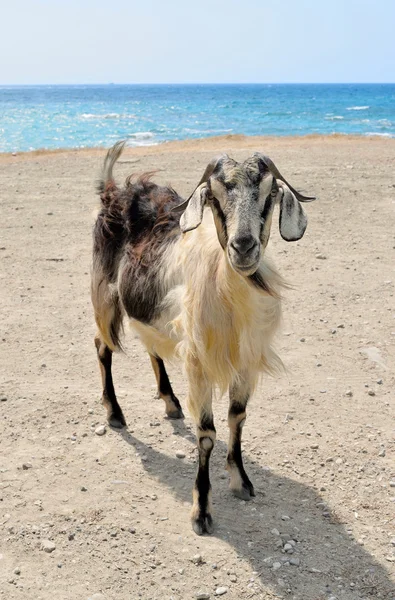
187, 361, 216, 535
149, 354, 184, 419
227, 376, 255, 500
94, 335, 126, 429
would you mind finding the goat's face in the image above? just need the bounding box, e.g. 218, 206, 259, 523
178, 153, 315, 277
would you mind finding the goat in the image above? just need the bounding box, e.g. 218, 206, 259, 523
91, 141, 315, 535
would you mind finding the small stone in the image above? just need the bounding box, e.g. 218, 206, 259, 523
13, 568, 21, 575
335, 458, 343, 465
41, 540, 56, 553
345, 390, 353, 397
151, 494, 157, 500
390, 538, 395, 546
330, 329, 337, 334
271, 528, 280, 536
289, 558, 300, 566
215, 587, 228, 596
22, 463, 33, 470
110, 529, 117, 537
368, 390, 375, 396
0, 396, 7, 401
81, 486, 87, 492
88, 409, 94, 414
175, 451, 186, 459
389, 481, 395, 488
192, 554, 203, 565
178, 568, 184, 574
310, 444, 319, 450
196, 593, 210, 600
70, 435, 77, 441
68, 533, 75, 540
337, 324, 345, 328
95, 425, 106, 436
376, 379, 383, 385
128, 527, 136, 534
281, 515, 290, 521
316, 362, 322, 367
378, 447, 386, 457
315, 253, 327, 259
272, 562, 282, 570
283, 543, 294, 553
300, 337, 305, 342
229, 574, 237, 583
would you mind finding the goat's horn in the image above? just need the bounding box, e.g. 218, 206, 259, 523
172, 155, 225, 213
255, 153, 316, 202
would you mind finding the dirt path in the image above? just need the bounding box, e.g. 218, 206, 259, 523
0, 136, 394, 599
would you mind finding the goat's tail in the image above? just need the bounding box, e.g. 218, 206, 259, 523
96, 140, 126, 205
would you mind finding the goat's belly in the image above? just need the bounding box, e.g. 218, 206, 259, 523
129, 318, 179, 360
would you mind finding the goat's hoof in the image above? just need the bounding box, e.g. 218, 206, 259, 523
230, 481, 255, 501
192, 513, 213, 535
166, 407, 185, 420
108, 412, 126, 429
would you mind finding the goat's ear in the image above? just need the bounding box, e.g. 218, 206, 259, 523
179, 184, 207, 233
278, 186, 307, 241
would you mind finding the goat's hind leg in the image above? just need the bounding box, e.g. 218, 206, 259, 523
95, 335, 126, 429
149, 354, 184, 419
227, 375, 255, 500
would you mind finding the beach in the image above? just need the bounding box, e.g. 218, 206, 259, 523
1, 135, 394, 599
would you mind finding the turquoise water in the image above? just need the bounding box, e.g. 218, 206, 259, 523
0, 84, 394, 152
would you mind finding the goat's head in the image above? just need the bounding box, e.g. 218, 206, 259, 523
174, 153, 315, 277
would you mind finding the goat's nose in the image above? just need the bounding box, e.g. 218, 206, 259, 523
230, 235, 258, 256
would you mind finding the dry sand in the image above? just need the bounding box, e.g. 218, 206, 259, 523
0, 135, 394, 600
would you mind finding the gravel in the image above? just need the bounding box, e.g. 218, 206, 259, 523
196, 593, 210, 600
215, 587, 228, 596
175, 451, 186, 459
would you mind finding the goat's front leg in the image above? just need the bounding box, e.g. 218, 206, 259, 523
227, 375, 255, 500
187, 361, 216, 535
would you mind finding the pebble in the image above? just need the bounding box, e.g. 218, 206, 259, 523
389, 481, 395, 488
272, 562, 282, 570
315, 253, 327, 259
289, 558, 300, 566
368, 390, 375, 396
95, 425, 106, 436
0, 396, 7, 401
68, 533, 75, 540
175, 451, 186, 459
215, 587, 228, 596
300, 337, 305, 342
283, 543, 294, 553
271, 528, 280, 536
41, 539, 56, 553
281, 515, 290, 521
376, 378, 383, 384
378, 447, 386, 457
229, 574, 237, 582
22, 463, 33, 470
13, 568, 21, 575
192, 554, 203, 565
330, 329, 337, 334
196, 593, 210, 600
81, 486, 87, 492
345, 390, 353, 397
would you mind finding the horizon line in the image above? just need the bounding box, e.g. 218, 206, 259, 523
1, 81, 395, 87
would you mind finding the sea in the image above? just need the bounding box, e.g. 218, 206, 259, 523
0, 83, 394, 153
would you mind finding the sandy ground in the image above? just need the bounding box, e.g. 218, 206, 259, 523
0, 135, 394, 600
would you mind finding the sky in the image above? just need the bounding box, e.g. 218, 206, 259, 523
1, 0, 394, 84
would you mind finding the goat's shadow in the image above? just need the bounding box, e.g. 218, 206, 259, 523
115, 419, 393, 600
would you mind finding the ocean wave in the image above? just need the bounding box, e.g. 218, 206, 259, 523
80, 113, 137, 120
364, 132, 394, 138
128, 132, 154, 140
324, 116, 344, 120
346, 106, 370, 111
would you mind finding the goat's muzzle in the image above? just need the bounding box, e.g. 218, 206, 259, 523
228, 234, 261, 276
